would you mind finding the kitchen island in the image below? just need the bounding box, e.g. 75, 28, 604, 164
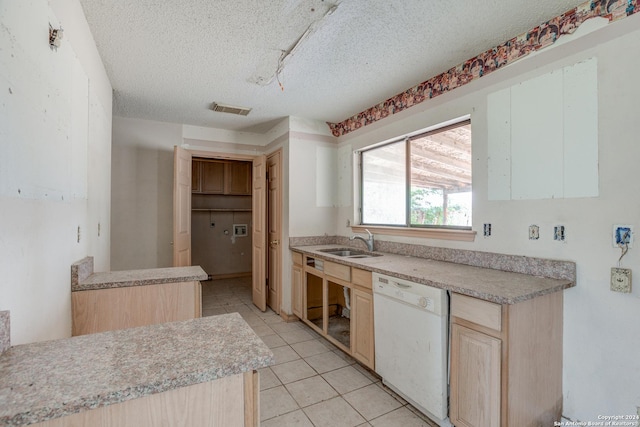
0, 313, 273, 427
71, 257, 208, 335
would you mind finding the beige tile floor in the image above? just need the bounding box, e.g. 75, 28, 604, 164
202, 277, 439, 427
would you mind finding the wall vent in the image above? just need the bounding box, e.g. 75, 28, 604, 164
210, 102, 252, 116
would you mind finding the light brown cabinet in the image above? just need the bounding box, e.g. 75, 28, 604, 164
72, 281, 202, 336
200, 160, 225, 193
351, 287, 374, 369
31, 371, 259, 427
225, 161, 251, 195
191, 160, 202, 193
450, 292, 563, 427
291, 252, 303, 318
192, 159, 251, 195
292, 253, 375, 370
451, 324, 501, 427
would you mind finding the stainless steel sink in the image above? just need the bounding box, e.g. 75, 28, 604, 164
324, 250, 363, 256
318, 248, 382, 258
347, 254, 379, 259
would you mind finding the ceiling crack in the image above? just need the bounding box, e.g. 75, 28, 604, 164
253, 3, 339, 89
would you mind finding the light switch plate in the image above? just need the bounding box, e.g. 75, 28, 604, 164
611, 267, 632, 293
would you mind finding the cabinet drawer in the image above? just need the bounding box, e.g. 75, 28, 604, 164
451, 293, 502, 331
352, 268, 372, 291
292, 252, 303, 266
324, 261, 351, 282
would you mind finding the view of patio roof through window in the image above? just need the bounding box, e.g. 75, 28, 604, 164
361, 119, 472, 228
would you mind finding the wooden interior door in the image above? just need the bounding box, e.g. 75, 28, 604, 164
267, 150, 282, 314
252, 155, 267, 311
173, 146, 192, 267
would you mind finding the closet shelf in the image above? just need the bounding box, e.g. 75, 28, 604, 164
192, 208, 252, 212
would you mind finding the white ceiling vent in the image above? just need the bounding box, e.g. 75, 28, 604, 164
210, 102, 252, 116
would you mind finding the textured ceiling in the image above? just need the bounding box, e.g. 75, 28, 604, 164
79, 0, 584, 133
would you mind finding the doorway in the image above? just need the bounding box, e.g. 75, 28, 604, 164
191, 157, 253, 280
172, 147, 282, 314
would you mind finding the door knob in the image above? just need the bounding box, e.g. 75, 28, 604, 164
270, 240, 279, 246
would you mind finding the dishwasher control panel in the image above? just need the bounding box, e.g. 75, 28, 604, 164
372, 273, 445, 315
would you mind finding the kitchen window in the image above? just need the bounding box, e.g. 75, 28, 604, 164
358, 118, 473, 237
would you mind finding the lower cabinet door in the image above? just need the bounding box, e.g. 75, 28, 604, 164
351, 288, 374, 370
450, 324, 501, 427
291, 264, 303, 317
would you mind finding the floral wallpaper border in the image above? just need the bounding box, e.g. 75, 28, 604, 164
327, 0, 638, 137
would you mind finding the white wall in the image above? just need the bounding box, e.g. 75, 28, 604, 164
288, 139, 338, 235
335, 15, 640, 421
0, 0, 112, 344
288, 118, 339, 236
111, 117, 182, 269
277, 117, 338, 315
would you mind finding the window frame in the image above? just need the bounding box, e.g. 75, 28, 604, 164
357, 118, 475, 241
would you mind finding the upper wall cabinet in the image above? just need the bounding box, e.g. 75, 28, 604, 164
487, 57, 598, 200
192, 160, 202, 193
200, 160, 226, 194
225, 161, 252, 195
192, 159, 251, 195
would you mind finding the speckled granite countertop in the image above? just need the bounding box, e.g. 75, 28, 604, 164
0, 313, 273, 426
292, 245, 574, 304
0, 311, 9, 354
71, 257, 208, 292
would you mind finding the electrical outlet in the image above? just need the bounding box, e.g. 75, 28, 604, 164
529, 225, 540, 240
611, 267, 632, 293
613, 224, 633, 248
483, 223, 491, 237
554, 225, 565, 241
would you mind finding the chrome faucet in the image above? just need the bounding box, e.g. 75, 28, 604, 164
350, 229, 374, 251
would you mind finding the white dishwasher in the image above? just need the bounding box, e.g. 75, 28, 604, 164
373, 272, 450, 426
